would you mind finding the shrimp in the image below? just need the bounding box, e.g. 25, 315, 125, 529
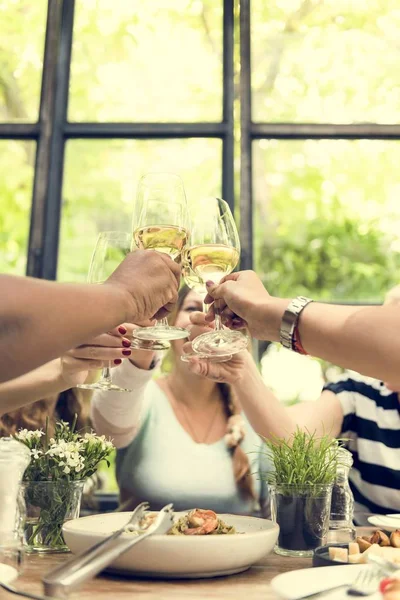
183, 508, 218, 535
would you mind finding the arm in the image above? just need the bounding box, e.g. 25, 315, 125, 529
288, 391, 344, 439
0, 327, 132, 415
0, 250, 180, 383
91, 357, 156, 449
187, 311, 344, 439
0, 275, 128, 383
0, 359, 68, 417
231, 352, 297, 439
205, 271, 400, 384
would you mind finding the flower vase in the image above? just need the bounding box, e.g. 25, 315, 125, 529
21, 480, 85, 553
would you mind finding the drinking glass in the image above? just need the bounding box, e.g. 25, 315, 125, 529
183, 197, 248, 357
131, 173, 190, 343
77, 231, 132, 392
180, 262, 232, 363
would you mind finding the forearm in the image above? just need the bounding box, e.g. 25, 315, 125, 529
262, 299, 400, 383
0, 359, 68, 416
91, 359, 153, 448
0, 275, 130, 382
232, 352, 296, 440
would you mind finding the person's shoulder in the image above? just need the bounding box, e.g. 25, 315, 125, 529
324, 372, 396, 405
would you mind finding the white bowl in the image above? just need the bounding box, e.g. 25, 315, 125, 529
63, 511, 279, 579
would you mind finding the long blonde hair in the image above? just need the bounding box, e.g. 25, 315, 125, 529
168, 285, 256, 500
0, 389, 88, 437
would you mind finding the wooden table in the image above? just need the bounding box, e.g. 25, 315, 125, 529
14, 552, 313, 599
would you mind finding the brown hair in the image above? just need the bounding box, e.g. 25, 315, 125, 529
0, 389, 88, 438
168, 285, 256, 500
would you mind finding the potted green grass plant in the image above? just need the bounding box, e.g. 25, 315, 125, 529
261, 428, 341, 557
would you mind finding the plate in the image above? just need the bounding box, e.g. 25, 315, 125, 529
368, 514, 400, 532
271, 564, 380, 600
0, 563, 18, 585
63, 511, 279, 579
313, 543, 350, 567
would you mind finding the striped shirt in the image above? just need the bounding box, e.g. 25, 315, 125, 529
323, 376, 400, 514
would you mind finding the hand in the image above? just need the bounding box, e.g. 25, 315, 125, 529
183, 312, 247, 383
105, 250, 181, 323
60, 325, 133, 387
204, 271, 279, 340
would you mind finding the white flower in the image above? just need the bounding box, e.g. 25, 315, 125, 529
31, 449, 42, 460
16, 429, 44, 442
63, 466, 71, 474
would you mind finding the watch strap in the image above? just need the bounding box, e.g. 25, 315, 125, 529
280, 296, 313, 350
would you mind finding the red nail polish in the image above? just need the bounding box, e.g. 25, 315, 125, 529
122, 339, 131, 348
122, 350, 131, 356
118, 326, 127, 335
114, 359, 122, 365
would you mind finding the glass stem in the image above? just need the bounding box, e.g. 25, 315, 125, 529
214, 305, 222, 331
156, 317, 169, 328
100, 362, 112, 384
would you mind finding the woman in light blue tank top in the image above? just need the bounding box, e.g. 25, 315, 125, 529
92, 286, 272, 516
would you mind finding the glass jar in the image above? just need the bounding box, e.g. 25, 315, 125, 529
0, 437, 31, 577
327, 447, 356, 543
270, 483, 333, 557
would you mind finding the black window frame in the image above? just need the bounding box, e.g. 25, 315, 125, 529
0, 0, 234, 280
239, 0, 400, 273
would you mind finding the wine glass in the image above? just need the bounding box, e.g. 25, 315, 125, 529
180, 262, 232, 363
183, 197, 248, 357
131, 173, 190, 343
77, 231, 132, 392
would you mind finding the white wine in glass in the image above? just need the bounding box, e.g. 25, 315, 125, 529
184, 198, 248, 357
131, 173, 190, 342
77, 231, 132, 392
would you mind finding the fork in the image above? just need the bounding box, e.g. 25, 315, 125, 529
295, 566, 382, 600
42, 502, 174, 599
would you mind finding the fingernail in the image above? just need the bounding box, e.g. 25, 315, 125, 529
206, 280, 214, 287
122, 339, 131, 348
114, 359, 122, 365
122, 349, 131, 356
118, 326, 127, 335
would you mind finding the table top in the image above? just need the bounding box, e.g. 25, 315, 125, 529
16, 551, 312, 600
15, 527, 374, 599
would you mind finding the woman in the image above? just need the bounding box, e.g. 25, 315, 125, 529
91, 286, 273, 516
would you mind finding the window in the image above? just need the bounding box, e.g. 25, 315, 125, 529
0, 0, 234, 281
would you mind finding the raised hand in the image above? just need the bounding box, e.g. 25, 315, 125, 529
183, 312, 247, 383
106, 250, 181, 323
60, 325, 134, 387
204, 270, 278, 340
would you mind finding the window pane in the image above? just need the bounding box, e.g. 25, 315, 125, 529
251, 0, 400, 124
0, 141, 35, 274
0, 0, 47, 122
253, 139, 400, 302
69, 0, 223, 122
58, 138, 222, 281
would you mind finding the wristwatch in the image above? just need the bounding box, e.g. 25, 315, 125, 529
279, 296, 313, 350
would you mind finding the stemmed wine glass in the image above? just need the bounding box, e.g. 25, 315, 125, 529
131, 173, 190, 344
183, 197, 248, 357
180, 261, 232, 363
77, 231, 132, 392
